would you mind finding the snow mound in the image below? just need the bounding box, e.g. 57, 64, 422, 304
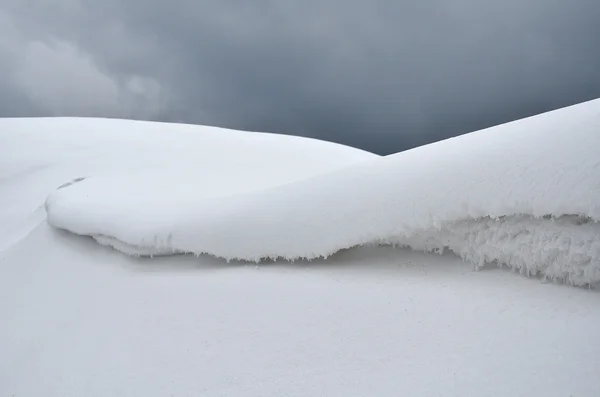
45, 100, 600, 285
0, 117, 375, 250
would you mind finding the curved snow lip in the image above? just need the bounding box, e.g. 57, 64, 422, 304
45, 99, 600, 286
85, 214, 599, 286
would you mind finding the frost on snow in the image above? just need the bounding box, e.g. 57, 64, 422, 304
45, 99, 600, 286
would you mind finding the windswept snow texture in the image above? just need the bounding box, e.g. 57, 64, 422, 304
46, 100, 600, 286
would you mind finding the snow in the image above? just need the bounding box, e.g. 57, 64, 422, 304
0, 117, 375, 249
2, 103, 600, 397
2, 224, 600, 397
45, 99, 600, 286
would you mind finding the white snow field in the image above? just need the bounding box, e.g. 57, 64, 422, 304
46, 99, 600, 286
1, 101, 599, 397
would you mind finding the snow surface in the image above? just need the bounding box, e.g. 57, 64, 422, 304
45, 100, 600, 286
0, 117, 374, 250
2, 105, 600, 397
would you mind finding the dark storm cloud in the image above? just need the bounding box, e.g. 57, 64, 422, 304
1, 0, 600, 154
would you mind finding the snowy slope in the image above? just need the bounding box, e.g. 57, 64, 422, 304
2, 107, 600, 397
46, 100, 600, 285
0, 117, 375, 251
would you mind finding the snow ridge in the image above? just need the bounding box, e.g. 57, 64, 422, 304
45, 99, 600, 286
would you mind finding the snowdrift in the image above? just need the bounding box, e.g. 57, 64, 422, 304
0, 117, 375, 249
45, 100, 600, 286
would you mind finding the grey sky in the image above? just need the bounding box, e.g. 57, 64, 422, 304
1, 0, 599, 154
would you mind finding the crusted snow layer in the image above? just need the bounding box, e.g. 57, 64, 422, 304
89, 215, 600, 286
45, 99, 600, 285
396, 215, 600, 286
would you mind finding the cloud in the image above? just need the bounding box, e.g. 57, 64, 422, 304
15, 40, 121, 116
1, 0, 599, 153
0, 4, 164, 120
